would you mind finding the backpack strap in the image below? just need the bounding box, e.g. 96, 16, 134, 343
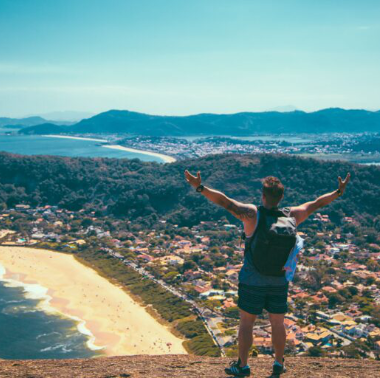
244, 206, 264, 256
280, 207, 292, 217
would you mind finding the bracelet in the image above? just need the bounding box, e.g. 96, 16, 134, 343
336, 188, 342, 197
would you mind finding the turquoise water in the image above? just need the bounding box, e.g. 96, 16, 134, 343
0, 281, 101, 359
0, 134, 165, 163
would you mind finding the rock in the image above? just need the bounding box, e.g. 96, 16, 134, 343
0, 355, 379, 377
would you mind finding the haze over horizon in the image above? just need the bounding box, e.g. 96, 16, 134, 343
0, 0, 379, 118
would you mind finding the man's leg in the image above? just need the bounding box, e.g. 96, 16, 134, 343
238, 309, 257, 367
268, 312, 286, 364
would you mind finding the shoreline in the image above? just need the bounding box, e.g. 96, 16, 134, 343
103, 144, 177, 163
0, 264, 103, 353
44, 135, 108, 143
44, 135, 177, 163
0, 246, 187, 357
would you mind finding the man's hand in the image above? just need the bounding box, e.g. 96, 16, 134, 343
338, 172, 351, 195
185, 170, 201, 189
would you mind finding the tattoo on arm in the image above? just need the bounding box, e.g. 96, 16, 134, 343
226, 201, 256, 220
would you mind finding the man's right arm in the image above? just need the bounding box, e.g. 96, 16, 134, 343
201, 186, 257, 222
184, 170, 257, 223
290, 173, 350, 225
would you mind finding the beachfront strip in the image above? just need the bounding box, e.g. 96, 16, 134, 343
1, 204, 380, 358
44, 135, 177, 163
0, 246, 187, 357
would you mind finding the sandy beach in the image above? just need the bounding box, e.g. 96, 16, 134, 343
103, 145, 177, 163
44, 135, 177, 163
44, 135, 108, 143
0, 246, 187, 356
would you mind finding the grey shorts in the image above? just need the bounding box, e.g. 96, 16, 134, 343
238, 283, 289, 315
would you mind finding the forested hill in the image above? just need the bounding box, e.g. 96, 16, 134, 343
20, 108, 380, 136
0, 152, 379, 229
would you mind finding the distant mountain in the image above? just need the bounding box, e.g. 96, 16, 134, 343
18, 123, 69, 134
0, 116, 48, 127
33, 111, 95, 122
0, 116, 73, 129
19, 108, 380, 136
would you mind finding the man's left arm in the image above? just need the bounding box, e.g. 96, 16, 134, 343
290, 173, 350, 225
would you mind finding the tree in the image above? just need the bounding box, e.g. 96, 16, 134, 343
81, 218, 93, 228
342, 340, 371, 359
163, 271, 179, 283
211, 277, 223, 289
328, 293, 345, 308
307, 346, 325, 357
182, 260, 197, 272
225, 306, 240, 319
347, 286, 358, 296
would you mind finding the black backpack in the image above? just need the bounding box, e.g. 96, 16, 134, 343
245, 206, 297, 277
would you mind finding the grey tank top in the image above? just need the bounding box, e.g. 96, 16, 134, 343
238, 210, 288, 287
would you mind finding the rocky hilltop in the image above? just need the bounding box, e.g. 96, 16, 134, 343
0, 355, 379, 378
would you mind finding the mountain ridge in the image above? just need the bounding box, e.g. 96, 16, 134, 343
19, 108, 380, 136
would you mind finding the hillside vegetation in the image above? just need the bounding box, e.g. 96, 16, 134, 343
0, 152, 379, 229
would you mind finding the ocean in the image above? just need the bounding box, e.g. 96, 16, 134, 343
0, 134, 165, 163
0, 265, 103, 359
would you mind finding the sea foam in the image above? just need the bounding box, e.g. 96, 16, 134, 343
0, 262, 104, 352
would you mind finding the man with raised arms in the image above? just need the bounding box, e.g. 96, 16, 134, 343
185, 170, 350, 377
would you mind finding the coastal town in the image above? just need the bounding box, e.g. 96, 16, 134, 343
1, 202, 380, 359
114, 133, 380, 165
3, 128, 380, 165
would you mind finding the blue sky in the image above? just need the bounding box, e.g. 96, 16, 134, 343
0, 0, 379, 118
